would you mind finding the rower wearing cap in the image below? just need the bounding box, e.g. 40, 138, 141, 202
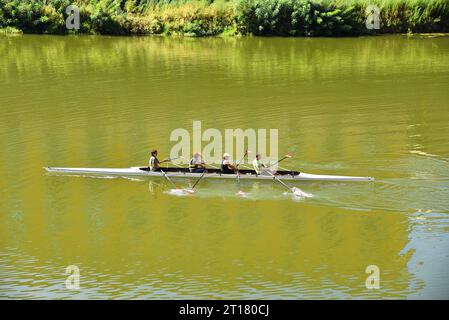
149, 149, 161, 171
252, 154, 266, 175
221, 153, 236, 174
189, 152, 206, 173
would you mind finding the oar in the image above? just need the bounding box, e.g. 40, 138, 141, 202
184, 170, 207, 194
235, 150, 251, 168
205, 163, 220, 170
265, 152, 293, 169
160, 155, 185, 164
234, 150, 252, 195
159, 168, 178, 189
263, 169, 305, 197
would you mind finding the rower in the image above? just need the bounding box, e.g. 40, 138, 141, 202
149, 149, 161, 171
221, 153, 236, 174
252, 154, 266, 175
189, 152, 206, 173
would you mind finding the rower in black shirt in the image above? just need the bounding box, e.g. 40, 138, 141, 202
221, 153, 236, 174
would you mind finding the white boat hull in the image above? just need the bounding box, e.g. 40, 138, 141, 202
44, 166, 374, 182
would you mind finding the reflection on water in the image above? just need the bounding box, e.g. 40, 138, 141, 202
1, 34, 449, 299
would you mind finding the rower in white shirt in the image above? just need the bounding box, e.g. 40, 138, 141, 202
252, 154, 267, 175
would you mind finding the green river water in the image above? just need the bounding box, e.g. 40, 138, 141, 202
1, 34, 449, 299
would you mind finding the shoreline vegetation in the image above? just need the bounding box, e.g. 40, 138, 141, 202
0, 0, 448, 37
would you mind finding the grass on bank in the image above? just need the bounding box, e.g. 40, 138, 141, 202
0, 0, 448, 36
0, 26, 22, 34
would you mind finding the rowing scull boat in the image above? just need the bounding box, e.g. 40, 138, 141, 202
44, 166, 374, 182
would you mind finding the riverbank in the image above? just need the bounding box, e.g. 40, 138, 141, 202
1, 0, 448, 37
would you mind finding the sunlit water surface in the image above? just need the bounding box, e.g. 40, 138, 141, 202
1, 34, 449, 299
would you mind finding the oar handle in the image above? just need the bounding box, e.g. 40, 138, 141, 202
266, 156, 286, 169
160, 156, 181, 163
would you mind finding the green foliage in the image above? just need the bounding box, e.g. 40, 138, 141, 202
234, 0, 365, 36
159, 1, 234, 36
0, 0, 448, 36
340, 0, 449, 33
127, 15, 164, 34
88, 0, 127, 34
0, 26, 23, 33
290, 2, 363, 36
0, 0, 70, 33
234, 0, 288, 35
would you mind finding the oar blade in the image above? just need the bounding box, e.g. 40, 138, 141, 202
168, 188, 189, 196
236, 190, 247, 197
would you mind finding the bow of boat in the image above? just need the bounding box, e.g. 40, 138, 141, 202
44, 166, 144, 175
296, 172, 374, 181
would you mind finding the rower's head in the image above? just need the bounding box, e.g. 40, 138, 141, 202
151, 149, 158, 156
256, 154, 261, 160
223, 153, 230, 160
193, 152, 200, 158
